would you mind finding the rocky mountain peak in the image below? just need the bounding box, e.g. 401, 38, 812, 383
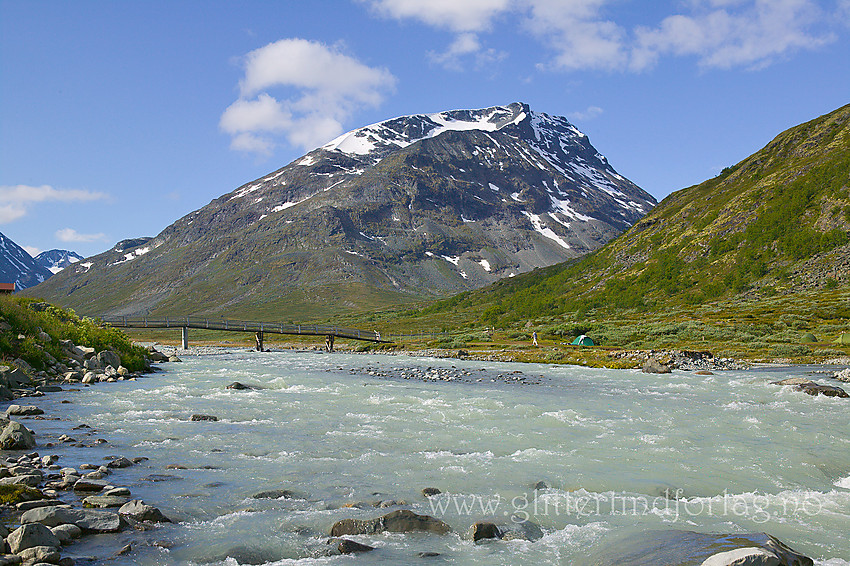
0, 232, 53, 290
35, 249, 84, 275
29, 103, 657, 318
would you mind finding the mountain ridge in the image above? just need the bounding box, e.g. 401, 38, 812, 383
0, 232, 53, 291
35, 249, 84, 274
27, 102, 655, 319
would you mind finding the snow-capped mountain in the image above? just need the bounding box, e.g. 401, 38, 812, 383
29, 102, 656, 318
0, 232, 53, 291
35, 249, 84, 274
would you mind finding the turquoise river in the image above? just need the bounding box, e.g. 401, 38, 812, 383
19, 349, 850, 565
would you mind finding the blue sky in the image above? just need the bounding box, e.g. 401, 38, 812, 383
2, 0, 848, 258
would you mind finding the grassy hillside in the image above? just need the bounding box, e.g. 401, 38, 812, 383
0, 295, 148, 374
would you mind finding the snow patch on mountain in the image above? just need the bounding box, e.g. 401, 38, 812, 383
0, 232, 55, 289
35, 249, 84, 274
322, 105, 526, 159
522, 212, 572, 250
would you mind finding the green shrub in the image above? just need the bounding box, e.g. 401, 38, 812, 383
769, 344, 812, 357
0, 296, 149, 372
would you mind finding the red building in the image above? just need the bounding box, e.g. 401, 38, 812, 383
0, 283, 16, 294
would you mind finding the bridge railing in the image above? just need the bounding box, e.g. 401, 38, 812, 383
100, 316, 386, 343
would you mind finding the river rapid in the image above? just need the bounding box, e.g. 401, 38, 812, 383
26, 350, 850, 565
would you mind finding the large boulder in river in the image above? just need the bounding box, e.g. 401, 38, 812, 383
6, 404, 44, 416
771, 378, 814, 386
22, 505, 122, 532
97, 350, 122, 369
797, 383, 849, 398
498, 520, 544, 541
0, 365, 31, 388
0, 420, 36, 450
119, 499, 171, 523
468, 521, 500, 541
772, 378, 848, 398
581, 530, 812, 566
330, 509, 451, 537
642, 356, 672, 374
7, 523, 60, 554
467, 520, 544, 542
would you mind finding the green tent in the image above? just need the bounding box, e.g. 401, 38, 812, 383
801, 332, 818, 343
571, 334, 595, 346
834, 333, 850, 345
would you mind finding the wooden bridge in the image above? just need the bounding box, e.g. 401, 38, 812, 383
101, 316, 391, 351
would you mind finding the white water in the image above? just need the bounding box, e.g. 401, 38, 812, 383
24, 351, 850, 564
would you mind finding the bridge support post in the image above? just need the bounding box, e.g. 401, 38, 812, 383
255, 331, 264, 352
325, 335, 334, 352
181, 327, 189, 350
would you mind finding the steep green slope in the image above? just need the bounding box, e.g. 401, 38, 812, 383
423, 103, 850, 327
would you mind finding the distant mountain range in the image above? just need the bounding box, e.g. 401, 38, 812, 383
0, 232, 56, 290
35, 249, 84, 274
27, 102, 655, 318
440, 103, 850, 324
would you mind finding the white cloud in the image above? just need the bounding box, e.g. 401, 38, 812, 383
568, 106, 604, 121
0, 204, 26, 224
523, 0, 629, 71
367, 0, 512, 70
0, 184, 107, 224
631, 0, 834, 71
55, 228, 108, 243
365, 0, 512, 32
23, 246, 41, 258
363, 0, 837, 73
221, 38, 397, 154
428, 32, 508, 70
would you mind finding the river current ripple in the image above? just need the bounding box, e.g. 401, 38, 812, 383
26, 350, 850, 565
